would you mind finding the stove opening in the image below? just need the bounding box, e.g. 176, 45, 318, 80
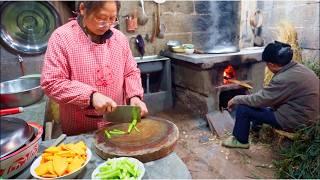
223, 65, 236, 84
219, 88, 247, 112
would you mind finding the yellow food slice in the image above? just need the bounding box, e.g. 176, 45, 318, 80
67, 156, 85, 173
66, 143, 86, 155
37, 141, 88, 177
43, 155, 54, 161
56, 150, 76, 158
66, 157, 74, 163
53, 155, 68, 176
75, 141, 87, 150
44, 146, 61, 153
42, 152, 53, 157
42, 174, 58, 178
46, 161, 56, 175
59, 144, 68, 151
35, 163, 48, 176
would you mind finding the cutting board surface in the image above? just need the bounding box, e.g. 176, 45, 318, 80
94, 117, 179, 162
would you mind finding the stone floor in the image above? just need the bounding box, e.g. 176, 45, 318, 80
154, 103, 277, 179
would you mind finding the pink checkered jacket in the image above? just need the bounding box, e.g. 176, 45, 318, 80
41, 20, 143, 135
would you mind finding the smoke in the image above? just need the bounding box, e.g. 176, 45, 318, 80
193, 1, 240, 53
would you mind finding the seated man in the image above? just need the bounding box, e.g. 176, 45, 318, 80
222, 41, 319, 149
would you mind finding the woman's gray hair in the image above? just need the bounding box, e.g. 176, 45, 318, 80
75, 1, 121, 15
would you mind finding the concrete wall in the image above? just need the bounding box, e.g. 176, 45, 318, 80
257, 0, 319, 61
120, 1, 195, 56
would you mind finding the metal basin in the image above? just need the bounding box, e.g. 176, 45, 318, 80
135, 55, 170, 74
0, 77, 44, 108
138, 61, 163, 73
135, 55, 169, 63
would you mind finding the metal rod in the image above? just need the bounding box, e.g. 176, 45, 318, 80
146, 73, 150, 94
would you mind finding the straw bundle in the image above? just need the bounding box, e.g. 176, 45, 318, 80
264, 21, 302, 86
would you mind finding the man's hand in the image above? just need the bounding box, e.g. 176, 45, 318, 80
92, 92, 117, 114
130, 97, 148, 117
227, 98, 236, 111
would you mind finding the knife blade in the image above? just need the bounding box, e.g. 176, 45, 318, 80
103, 105, 141, 124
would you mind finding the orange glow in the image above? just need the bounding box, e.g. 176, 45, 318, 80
223, 65, 236, 84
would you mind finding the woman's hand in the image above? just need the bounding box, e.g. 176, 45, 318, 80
130, 97, 148, 117
92, 92, 117, 114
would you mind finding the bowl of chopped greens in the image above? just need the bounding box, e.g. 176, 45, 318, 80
91, 157, 145, 180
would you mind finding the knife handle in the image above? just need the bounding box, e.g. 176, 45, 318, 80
0, 107, 24, 116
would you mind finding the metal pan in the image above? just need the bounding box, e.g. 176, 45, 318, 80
0, 117, 34, 158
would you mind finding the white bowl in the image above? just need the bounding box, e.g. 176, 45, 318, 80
30, 147, 92, 179
91, 157, 145, 180
182, 43, 194, 49
184, 48, 194, 54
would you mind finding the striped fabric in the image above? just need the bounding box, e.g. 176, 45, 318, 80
41, 20, 143, 135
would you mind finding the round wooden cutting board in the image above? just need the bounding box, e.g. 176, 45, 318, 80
94, 117, 179, 162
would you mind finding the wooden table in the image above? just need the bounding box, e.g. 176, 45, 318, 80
13, 134, 191, 179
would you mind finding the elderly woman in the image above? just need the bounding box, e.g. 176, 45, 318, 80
41, 1, 148, 135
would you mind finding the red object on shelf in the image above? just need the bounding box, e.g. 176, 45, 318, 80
0, 107, 24, 116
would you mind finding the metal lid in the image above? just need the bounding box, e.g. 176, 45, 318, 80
0, 117, 34, 158
0, 1, 61, 55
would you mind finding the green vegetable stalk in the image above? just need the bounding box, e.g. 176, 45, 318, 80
95, 158, 142, 180
109, 129, 126, 135
127, 123, 134, 133
104, 130, 111, 139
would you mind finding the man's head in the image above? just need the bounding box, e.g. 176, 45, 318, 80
78, 1, 121, 36
262, 41, 293, 73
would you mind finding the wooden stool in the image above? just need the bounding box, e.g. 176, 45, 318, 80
273, 129, 297, 146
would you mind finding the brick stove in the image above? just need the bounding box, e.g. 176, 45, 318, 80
163, 47, 265, 136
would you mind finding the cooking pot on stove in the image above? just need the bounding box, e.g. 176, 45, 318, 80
0, 119, 43, 178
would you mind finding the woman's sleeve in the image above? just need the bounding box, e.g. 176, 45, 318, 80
40, 32, 97, 108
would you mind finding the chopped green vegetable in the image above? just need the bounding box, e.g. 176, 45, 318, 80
132, 107, 139, 121
95, 158, 142, 180
104, 130, 111, 139
111, 129, 125, 132
109, 130, 126, 135
134, 126, 140, 132
127, 123, 134, 133
127, 118, 139, 134
132, 119, 137, 126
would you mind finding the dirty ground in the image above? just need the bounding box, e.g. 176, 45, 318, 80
154, 103, 277, 179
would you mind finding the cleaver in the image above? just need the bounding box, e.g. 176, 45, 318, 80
103, 105, 141, 124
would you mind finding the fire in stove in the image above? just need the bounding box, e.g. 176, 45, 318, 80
223, 65, 236, 84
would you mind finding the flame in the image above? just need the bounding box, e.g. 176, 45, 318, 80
223, 65, 236, 84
